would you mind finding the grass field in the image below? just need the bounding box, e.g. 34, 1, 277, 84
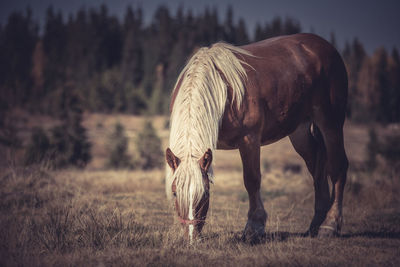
1, 114, 399, 266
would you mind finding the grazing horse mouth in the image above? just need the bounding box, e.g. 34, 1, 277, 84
178, 215, 207, 242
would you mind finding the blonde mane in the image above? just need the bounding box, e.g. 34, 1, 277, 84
167, 42, 252, 218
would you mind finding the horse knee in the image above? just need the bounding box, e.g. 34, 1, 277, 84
243, 172, 261, 192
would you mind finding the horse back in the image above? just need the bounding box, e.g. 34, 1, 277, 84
218, 33, 348, 148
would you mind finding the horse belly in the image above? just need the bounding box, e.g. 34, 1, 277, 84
259, 118, 299, 146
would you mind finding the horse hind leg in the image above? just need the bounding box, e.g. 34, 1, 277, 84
308, 54, 349, 237
289, 122, 331, 237
312, 86, 349, 237
315, 120, 348, 237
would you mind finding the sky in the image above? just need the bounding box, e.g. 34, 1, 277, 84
1, 0, 399, 55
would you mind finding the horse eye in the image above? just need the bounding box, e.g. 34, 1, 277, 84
173, 192, 177, 197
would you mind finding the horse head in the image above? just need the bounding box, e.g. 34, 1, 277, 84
166, 148, 212, 242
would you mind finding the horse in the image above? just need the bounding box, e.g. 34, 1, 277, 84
165, 33, 348, 243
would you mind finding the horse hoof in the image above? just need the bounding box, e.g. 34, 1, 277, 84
241, 231, 266, 244
242, 221, 266, 244
305, 227, 320, 238
303, 230, 315, 238
317, 225, 338, 238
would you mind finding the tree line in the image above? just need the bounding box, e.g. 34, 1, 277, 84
1, 4, 399, 123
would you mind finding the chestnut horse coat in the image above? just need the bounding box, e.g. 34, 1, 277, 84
216, 33, 347, 150
167, 33, 348, 241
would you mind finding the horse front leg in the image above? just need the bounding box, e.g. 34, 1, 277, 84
239, 135, 267, 243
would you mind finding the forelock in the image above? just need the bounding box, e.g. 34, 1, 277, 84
173, 158, 206, 218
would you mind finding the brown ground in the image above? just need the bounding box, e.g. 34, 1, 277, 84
0, 114, 399, 266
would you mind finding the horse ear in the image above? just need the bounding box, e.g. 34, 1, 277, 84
199, 149, 213, 173
166, 148, 180, 171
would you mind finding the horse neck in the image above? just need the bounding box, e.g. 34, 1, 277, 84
169, 42, 250, 161
169, 76, 225, 161
169, 101, 220, 161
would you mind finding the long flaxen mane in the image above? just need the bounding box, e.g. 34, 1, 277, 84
167, 42, 252, 218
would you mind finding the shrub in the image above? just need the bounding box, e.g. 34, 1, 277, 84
24, 94, 91, 169
107, 122, 132, 169
51, 93, 91, 168
24, 127, 51, 165
0, 111, 21, 148
379, 132, 400, 174
366, 128, 379, 171
134, 120, 163, 170
366, 127, 400, 174
380, 134, 400, 164
50, 113, 91, 168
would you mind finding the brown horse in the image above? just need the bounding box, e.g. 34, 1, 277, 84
165, 33, 348, 243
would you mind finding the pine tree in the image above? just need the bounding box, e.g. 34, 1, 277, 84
375, 48, 391, 123
223, 6, 236, 43
165, 32, 187, 98
121, 11, 143, 87
265, 17, 283, 37
356, 54, 378, 121
343, 38, 366, 119
43, 6, 67, 91
141, 6, 173, 102
65, 8, 93, 85
50, 86, 91, 168
152, 5, 173, 65
253, 16, 300, 42
31, 40, 45, 107
90, 4, 122, 71
254, 23, 265, 42
0, 8, 38, 106
283, 17, 301, 35
236, 19, 249, 45
387, 48, 400, 122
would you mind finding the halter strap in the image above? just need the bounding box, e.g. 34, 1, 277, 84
178, 216, 204, 225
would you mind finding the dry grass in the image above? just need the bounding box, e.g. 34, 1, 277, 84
0, 114, 399, 266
